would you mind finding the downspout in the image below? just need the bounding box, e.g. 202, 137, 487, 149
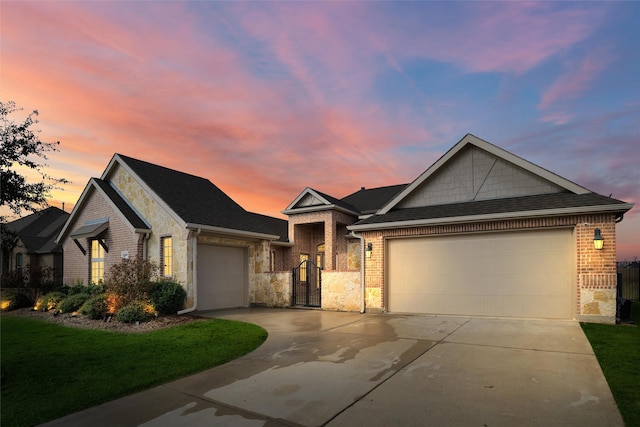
349, 231, 366, 314
178, 228, 201, 315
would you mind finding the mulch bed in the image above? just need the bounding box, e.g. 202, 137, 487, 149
2, 308, 203, 333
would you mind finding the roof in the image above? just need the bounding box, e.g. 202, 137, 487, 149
56, 178, 151, 243
282, 187, 360, 216
92, 179, 149, 230
379, 134, 591, 214
349, 192, 633, 230
112, 154, 288, 241
5, 207, 69, 254
341, 185, 408, 215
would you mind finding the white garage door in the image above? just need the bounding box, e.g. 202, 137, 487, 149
197, 244, 247, 310
387, 229, 574, 319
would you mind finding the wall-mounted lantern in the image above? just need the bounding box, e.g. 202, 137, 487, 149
593, 228, 604, 250
365, 242, 373, 258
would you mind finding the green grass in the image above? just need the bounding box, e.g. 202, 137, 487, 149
0, 316, 267, 427
582, 302, 640, 427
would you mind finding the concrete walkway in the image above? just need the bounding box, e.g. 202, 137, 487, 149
41, 309, 623, 427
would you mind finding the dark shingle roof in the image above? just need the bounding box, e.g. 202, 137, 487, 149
116, 154, 288, 240
5, 207, 69, 254
93, 179, 150, 230
341, 184, 408, 214
311, 188, 359, 213
355, 192, 631, 226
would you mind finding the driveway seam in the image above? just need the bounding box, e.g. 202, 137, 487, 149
321, 318, 472, 426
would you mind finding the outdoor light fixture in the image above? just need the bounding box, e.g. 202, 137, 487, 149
365, 242, 373, 258
593, 228, 604, 250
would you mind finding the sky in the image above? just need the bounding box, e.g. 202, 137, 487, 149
1, 1, 638, 260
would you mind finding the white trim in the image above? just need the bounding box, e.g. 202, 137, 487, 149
282, 204, 359, 216
185, 223, 279, 241
379, 134, 591, 215
348, 203, 634, 231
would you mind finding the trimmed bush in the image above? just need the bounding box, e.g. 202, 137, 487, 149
115, 303, 155, 324
79, 295, 109, 320
4, 292, 33, 311
105, 258, 158, 311
37, 292, 66, 312
59, 293, 90, 314
149, 280, 186, 315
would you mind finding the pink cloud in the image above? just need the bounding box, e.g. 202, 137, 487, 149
538, 47, 614, 113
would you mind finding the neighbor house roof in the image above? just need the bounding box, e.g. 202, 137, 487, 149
6, 207, 69, 254
108, 154, 288, 241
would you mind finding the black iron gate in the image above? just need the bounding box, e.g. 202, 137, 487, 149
292, 260, 322, 307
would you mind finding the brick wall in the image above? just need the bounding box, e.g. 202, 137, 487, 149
360, 213, 619, 322
287, 210, 357, 271
61, 187, 140, 285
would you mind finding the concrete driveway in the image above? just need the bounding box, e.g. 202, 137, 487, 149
42, 309, 623, 427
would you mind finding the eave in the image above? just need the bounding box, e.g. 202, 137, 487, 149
186, 223, 280, 241
347, 203, 634, 232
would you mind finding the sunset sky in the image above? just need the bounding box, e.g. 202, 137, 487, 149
2, 1, 638, 260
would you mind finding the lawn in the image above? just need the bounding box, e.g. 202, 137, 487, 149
0, 316, 267, 427
581, 301, 640, 427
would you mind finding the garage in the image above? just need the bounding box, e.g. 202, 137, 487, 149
197, 244, 247, 310
386, 229, 574, 319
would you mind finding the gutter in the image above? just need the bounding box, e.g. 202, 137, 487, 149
349, 231, 366, 314
184, 223, 279, 241
348, 203, 635, 232
178, 228, 201, 315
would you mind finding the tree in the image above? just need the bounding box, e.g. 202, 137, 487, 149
1, 100, 68, 222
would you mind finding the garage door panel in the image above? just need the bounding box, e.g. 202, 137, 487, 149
387, 229, 574, 319
197, 245, 247, 310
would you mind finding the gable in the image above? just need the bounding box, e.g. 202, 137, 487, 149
297, 193, 327, 208
283, 187, 359, 216
397, 146, 564, 209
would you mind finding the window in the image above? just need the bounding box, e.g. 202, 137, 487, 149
270, 251, 276, 272
91, 240, 104, 283
161, 236, 173, 277
16, 253, 23, 271
299, 253, 309, 282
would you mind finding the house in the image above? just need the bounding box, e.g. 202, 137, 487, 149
1, 207, 69, 285
56, 154, 291, 312
57, 134, 633, 324
284, 134, 633, 324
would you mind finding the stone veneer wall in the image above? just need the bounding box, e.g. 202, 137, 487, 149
109, 165, 192, 297
360, 213, 619, 323
254, 272, 292, 307
322, 271, 361, 311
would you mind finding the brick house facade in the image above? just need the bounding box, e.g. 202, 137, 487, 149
56, 134, 632, 323
285, 134, 633, 324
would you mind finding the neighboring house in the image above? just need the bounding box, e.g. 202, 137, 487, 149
57, 134, 633, 323
1, 207, 69, 285
56, 154, 290, 312
284, 134, 633, 324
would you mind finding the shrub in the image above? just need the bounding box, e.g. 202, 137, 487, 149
58, 293, 90, 313
115, 302, 155, 324
66, 285, 88, 296
79, 295, 109, 320
149, 280, 186, 315
3, 292, 33, 311
37, 291, 66, 312
105, 258, 158, 311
